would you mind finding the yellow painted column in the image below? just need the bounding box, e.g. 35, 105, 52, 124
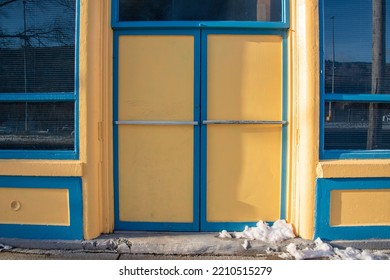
79, 0, 113, 239
289, 0, 320, 239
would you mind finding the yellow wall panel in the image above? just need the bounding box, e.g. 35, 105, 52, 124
0, 188, 69, 225
330, 190, 390, 226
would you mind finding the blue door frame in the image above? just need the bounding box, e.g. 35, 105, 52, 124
113, 28, 288, 232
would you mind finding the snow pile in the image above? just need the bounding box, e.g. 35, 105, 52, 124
285, 238, 334, 260
333, 247, 390, 260
282, 238, 390, 260
218, 219, 295, 243
0, 243, 12, 252
218, 220, 390, 260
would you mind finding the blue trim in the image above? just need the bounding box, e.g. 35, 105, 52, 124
0, 93, 76, 101
319, 0, 326, 161
0, 176, 83, 240
200, 29, 208, 231
315, 178, 390, 240
0, 150, 77, 160
324, 94, 390, 102
0, 0, 80, 160
74, 0, 81, 159
321, 150, 390, 160
280, 33, 289, 220
111, 0, 290, 29
113, 29, 201, 232
193, 30, 202, 231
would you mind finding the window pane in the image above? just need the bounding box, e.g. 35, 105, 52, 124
324, 0, 390, 94
0, 0, 76, 93
0, 102, 74, 150
324, 102, 390, 150
119, 0, 282, 22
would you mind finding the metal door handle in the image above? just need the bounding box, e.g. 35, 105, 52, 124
202, 120, 287, 125
115, 120, 198, 125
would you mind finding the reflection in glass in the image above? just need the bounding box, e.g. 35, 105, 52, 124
324, 102, 390, 150
0, 0, 76, 93
0, 102, 75, 150
119, 0, 282, 22
324, 0, 390, 94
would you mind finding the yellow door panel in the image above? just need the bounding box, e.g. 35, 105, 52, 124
206, 35, 283, 222
118, 126, 193, 222
118, 35, 194, 121
117, 35, 195, 223
207, 35, 283, 121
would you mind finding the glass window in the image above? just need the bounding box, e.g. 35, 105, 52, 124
324, 102, 390, 150
0, 102, 74, 150
118, 0, 282, 22
322, 0, 390, 157
0, 0, 77, 158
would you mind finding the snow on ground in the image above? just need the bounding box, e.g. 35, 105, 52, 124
0, 244, 12, 252
219, 220, 390, 260
218, 220, 295, 243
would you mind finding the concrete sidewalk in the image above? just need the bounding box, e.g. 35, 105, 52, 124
1, 232, 390, 260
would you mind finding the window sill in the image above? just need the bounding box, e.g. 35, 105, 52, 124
0, 160, 83, 177
317, 159, 390, 178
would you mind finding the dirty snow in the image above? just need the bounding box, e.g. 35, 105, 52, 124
219, 220, 295, 243
0, 244, 12, 252
285, 238, 334, 260
241, 240, 251, 250
283, 240, 390, 260
219, 220, 390, 260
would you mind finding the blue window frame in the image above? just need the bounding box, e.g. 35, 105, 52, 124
320, 0, 390, 159
0, 0, 79, 159
112, 0, 290, 29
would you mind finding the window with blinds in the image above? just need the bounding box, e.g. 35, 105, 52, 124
118, 0, 283, 22
0, 0, 77, 157
322, 0, 390, 157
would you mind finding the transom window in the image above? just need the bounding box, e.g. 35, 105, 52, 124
0, 0, 78, 159
118, 0, 283, 22
321, 0, 390, 159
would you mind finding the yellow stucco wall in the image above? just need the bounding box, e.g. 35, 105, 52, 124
289, 0, 320, 239
79, 0, 113, 239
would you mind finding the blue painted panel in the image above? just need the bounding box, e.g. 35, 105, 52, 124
315, 178, 390, 240
0, 176, 83, 240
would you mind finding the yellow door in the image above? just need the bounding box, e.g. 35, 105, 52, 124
115, 32, 200, 231
201, 33, 285, 230
115, 31, 286, 231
